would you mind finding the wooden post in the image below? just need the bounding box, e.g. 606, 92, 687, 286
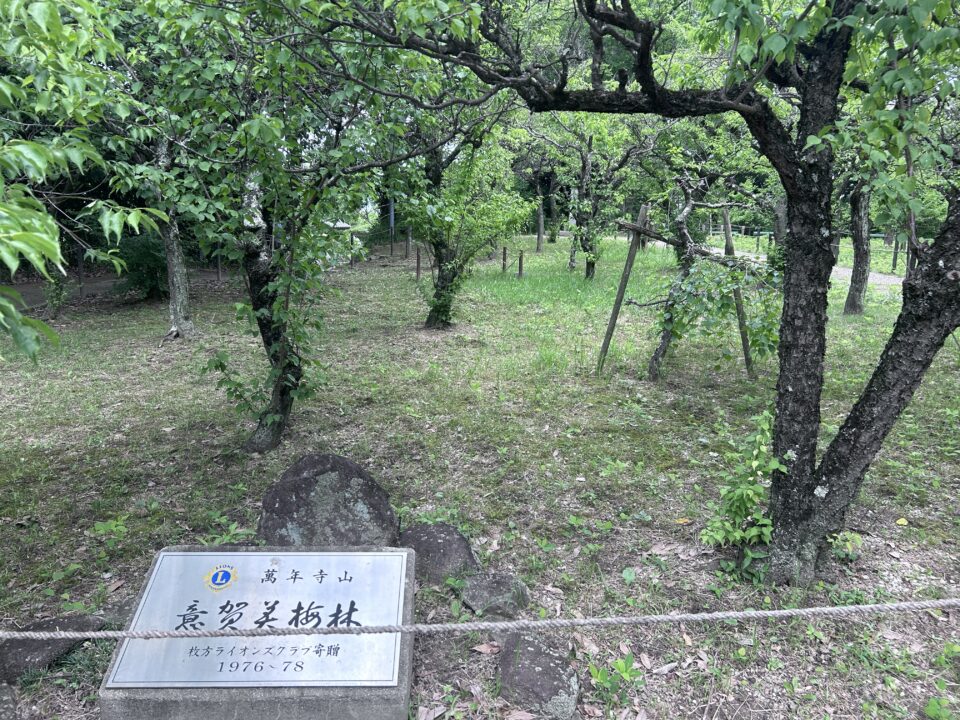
518, 250, 524, 278
723, 208, 755, 379
596, 226, 642, 375
536, 197, 545, 253
405, 226, 412, 259
502, 246, 507, 272
416, 246, 421, 281
892, 234, 900, 272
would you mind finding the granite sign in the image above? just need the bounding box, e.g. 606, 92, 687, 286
100, 546, 415, 720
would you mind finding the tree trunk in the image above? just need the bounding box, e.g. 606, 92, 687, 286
425, 238, 463, 328
241, 246, 302, 454
580, 223, 597, 280
647, 263, 691, 381
239, 174, 302, 454
766, 180, 840, 585
161, 211, 195, 339
843, 186, 871, 315
779, 195, 960, 579
156, 137, 193, 340
722, 208, 755, 378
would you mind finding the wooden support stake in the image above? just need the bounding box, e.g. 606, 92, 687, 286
405, 226, 412, 259
723, 208, 755, 379
502, 246, 507, 272
596, 228, 642, 375
416, 246, 421, 281
518, 250, 524, 278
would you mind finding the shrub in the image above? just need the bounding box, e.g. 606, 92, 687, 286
701, 411, 784, 579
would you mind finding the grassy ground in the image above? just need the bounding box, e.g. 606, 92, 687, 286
1, 237, 958, 719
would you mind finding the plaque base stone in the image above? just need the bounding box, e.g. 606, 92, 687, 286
99, 546, 415, 720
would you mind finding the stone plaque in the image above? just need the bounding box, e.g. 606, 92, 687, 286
100, 546, 415, 720
106, 549, 406, 687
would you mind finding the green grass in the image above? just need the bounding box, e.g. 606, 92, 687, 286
2, 238, 958, 718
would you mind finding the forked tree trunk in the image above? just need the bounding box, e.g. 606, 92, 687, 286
772, 194, 960, 582
843, 186, 871, 315
161, 212, 195, 339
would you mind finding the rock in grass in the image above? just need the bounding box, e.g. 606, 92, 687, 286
461, 572, 529, 619
498, 633, 579, 720
257, 454, 398, 547
398, 522, 478, 584
0, 615, 105, 684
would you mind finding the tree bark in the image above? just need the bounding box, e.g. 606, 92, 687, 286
780, 195, 960, 579
161, 212, 195, 339
843, 185, 871, 315
425, 238, 462, 328
241, 245, 303, 453
156, 137, 194, 340
240, 175, 301, 454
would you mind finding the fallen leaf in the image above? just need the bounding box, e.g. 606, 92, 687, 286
471, 642, 500, 655
583, 705, 604, 717
674, 517, 692, 525
107, 579, 125, 593
619, 641, 632, 655
504, 712, 536, 720
652, 662, 678, 675
895, 517, 909, 526
574, 633, 599, 655
639, 653, 652, 670
682, 632, 692, 647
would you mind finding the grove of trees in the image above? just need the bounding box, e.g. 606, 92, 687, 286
3, 0, 959, 587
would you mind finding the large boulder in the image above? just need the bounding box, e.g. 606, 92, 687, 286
461, 572, 529, 619
398, 522, 478, 584
0, 615, 104, 684
498, 633, 579, 720
257, 454, 398, 547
